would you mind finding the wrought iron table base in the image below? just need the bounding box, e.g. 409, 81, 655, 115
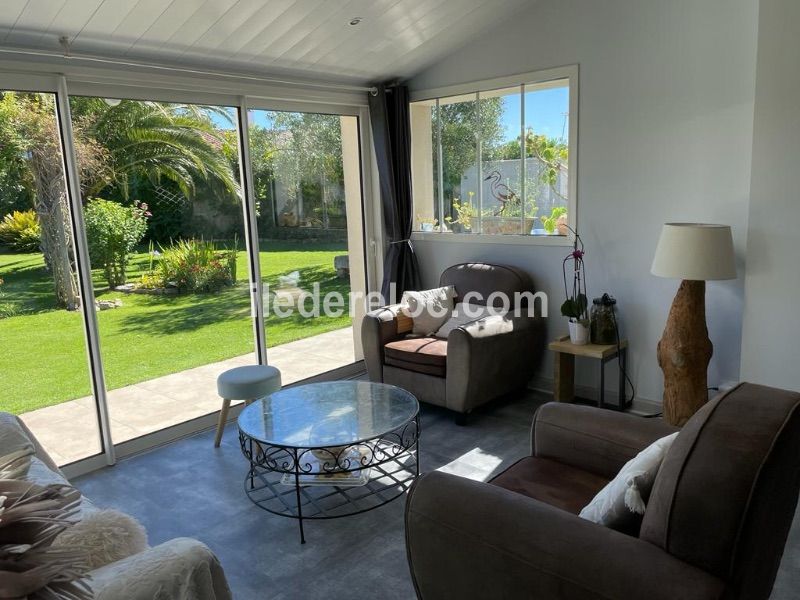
239, 418, 420, 543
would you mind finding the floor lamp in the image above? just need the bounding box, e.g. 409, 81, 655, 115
651, 223, 736, 426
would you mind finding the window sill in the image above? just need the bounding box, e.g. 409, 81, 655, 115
410, 231, 573, 247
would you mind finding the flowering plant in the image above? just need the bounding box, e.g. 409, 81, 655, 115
84, 198, 150, 288
560, 227, 589, 322
142, 238, 237, 293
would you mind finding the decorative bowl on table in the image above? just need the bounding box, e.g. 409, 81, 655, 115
310, 445, 351, 470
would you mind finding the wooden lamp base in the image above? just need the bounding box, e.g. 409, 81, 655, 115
657, 280, 713, 426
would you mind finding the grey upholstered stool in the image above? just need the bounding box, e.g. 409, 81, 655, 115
214, 365, 281, 447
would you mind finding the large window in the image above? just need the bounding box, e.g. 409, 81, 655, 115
0, 72, 371, 473
410, 67, 577, 240
0, 90, 103, 465
247, 109, 366, 385
68, 97, 255, 444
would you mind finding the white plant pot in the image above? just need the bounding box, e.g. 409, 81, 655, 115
568, 319, 590, 345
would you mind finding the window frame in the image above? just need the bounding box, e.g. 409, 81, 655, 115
409, 64, 579, 247
0, 64, 380, 478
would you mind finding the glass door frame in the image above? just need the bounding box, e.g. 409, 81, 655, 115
0, 72, 115, 470
1, 70, 379, 478
243, 97, 378, 368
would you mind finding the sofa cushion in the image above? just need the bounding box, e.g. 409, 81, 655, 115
579, 432, 678, 531
401, 286, 455, 335
434, 303, 503, 339
384, 337, 447, 377
383, 356, 445, 377
490, 456, 610, 515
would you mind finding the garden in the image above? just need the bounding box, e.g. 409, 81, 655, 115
0, 91, 353, 416
0, 239, 350, 414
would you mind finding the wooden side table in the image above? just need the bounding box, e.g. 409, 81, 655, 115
548, 335, 630, 411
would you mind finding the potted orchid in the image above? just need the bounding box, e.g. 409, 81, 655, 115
561, 227, 590, 344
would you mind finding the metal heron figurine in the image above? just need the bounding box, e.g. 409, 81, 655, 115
484, 170, 520, 215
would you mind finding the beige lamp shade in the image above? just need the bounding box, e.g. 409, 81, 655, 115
651, 223, 736, 280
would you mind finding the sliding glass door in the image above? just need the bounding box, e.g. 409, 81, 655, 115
0, 89, 103, 464
67, 96, 254, 446
247, 109, 366, 384
1, 78, 371, 470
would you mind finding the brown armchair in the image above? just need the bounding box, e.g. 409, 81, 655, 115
361, 263, 545, 417
405, 383, 800, 600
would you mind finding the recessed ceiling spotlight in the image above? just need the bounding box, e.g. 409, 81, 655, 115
349, 17, 362, 26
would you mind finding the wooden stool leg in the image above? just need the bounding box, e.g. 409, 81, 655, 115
553, 351, 575, 402
214, 398, 232, 448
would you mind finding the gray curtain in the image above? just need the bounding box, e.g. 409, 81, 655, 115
368, 84, 421, 301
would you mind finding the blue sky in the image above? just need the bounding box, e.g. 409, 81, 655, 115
500, 86, 569, 142
211, 87, 569, 141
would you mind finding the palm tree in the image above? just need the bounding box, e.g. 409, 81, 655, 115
72, 98, 239, 200
0, 93, 239, 309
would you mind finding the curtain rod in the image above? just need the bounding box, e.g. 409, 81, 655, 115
0, 44, 379, 96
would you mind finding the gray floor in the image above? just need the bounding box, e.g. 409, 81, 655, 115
75, 390, 800, 600
75, 389, 541, 600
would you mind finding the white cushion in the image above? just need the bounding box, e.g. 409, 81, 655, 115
579, 432, 679, 530
401, 286, 455, 336
53, 509, 149, 569
434, 303, 505, 339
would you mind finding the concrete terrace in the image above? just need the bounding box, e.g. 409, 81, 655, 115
21, 327, 356, 466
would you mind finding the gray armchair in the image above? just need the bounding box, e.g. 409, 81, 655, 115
361, 263, 545, 417
406, 383, 800, 600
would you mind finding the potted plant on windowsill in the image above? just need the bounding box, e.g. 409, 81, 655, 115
416, 213, 438, 232
561, 226, 590, 345
444, 197, 476, 234
540, 206, 568, 236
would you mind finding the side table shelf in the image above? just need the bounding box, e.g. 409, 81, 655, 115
548, 335, 630, 411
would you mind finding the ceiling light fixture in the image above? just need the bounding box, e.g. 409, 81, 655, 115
349, 17, 362, 26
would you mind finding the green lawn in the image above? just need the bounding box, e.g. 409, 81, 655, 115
0, 241, 351, 414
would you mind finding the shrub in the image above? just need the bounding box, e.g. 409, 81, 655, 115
84, 199, 149, 288
145, 239, 237, 293
0, 210, 41, 252
0, 277, 18, 318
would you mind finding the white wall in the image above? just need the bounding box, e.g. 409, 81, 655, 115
740, 0, 800, 391
408, 0, 758, 402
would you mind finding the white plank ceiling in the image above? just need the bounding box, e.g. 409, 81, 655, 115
0, 0, 532, 84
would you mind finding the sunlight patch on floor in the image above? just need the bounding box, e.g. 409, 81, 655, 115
436, 447, 504, 482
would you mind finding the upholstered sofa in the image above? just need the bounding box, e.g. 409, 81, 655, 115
405, 383, 800, 599
362, 262, 545, 416
0, 412, 232, 600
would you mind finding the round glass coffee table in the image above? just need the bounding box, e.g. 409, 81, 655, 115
238, 381, 420, 543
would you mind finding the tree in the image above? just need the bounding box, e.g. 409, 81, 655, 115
438, 97, 504, 201
0, 93, 240, 309
246, 126, 279, 227
0, 92, 103, 309
70, 98, 239, 201
524, 130, 568, 201
266, 112, 345, 226
475, 127, 569, 209
84, 199, 149, 288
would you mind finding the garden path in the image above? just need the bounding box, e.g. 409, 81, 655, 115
20, 326, 355, 466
